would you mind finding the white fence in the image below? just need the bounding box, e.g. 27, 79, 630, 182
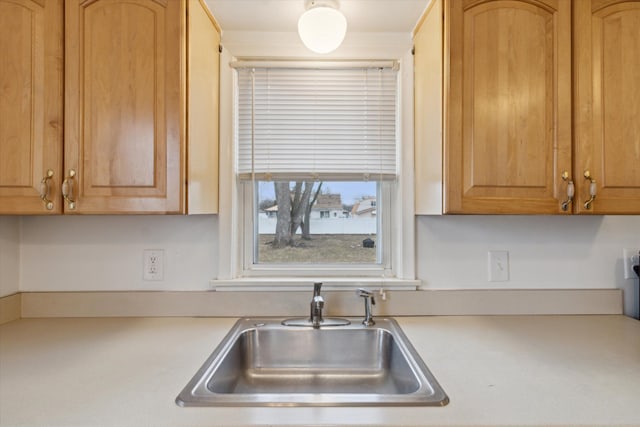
258, 217, 377, 235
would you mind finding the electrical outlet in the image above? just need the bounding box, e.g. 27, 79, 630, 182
143, 249, 164, 281
623, 248, 639, 280
488, 250, 509, 282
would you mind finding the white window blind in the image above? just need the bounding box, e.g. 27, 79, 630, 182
237, 67, 398, 181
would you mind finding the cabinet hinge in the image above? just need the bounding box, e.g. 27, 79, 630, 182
219, 44, 223, 53
411, 46, 415, 55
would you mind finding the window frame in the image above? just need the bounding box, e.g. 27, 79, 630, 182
214, 53, 417, 290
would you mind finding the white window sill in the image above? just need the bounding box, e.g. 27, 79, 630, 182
210, 277, 420, 292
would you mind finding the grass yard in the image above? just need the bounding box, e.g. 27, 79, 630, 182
258, 234, 377, 263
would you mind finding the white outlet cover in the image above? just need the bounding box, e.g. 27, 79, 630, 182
143, 249, 164, 281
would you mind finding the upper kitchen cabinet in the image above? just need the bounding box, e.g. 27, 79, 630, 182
65, 0, 220, 214
415, 0, 640, 215
0, 0, 64, 214
0, 0, 220, 214
573, 0, 640, 214
445, 0, 572, 214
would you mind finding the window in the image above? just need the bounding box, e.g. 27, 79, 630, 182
234, 64, 399, 277
253, 180, 380, 264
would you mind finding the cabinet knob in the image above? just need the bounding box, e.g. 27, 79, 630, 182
583, 170, 597, 210
39, 169, 54, 210
62, 169, 77, 210
561, 171, 574, 211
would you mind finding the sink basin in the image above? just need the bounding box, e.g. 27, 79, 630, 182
176, 318, 448, 406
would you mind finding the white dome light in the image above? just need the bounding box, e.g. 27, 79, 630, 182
298, 1, 347, 54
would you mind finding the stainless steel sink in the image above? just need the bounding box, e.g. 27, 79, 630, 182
176, 318, 448, 406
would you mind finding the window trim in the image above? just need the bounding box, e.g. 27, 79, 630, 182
214, 51, 416, 290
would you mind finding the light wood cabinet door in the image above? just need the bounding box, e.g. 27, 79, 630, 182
65, 0, 183, 213
574, 0, 640, 214
445, 0, 572, 214
0, 0, 63, 214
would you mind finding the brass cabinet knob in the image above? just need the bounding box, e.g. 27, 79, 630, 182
62, 169, 77, 210
39, 169, 54, 210
561, 171, 574, 211
583, 170, 597, 210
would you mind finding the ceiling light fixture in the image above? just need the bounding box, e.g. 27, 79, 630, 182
298, 0, 347, 54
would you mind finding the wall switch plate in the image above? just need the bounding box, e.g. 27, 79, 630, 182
488, 250, 509, 282
623, 248, 639, 280
143, 249, 164, 281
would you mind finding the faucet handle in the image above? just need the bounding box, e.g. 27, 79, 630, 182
356, 288, 376, 304
356, 288, 374, 298
314, 282, 322, 296
357, 289, 375, 305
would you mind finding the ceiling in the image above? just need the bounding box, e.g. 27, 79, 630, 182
204, 0, 430, 33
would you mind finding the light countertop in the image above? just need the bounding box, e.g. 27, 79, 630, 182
1, 315, 639, 427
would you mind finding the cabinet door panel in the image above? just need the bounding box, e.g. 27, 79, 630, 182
65, 0, 183, 213
0, 0, 62, 214
446, 0, 572, 213
574, 0, 640, 213
86, 2, 158, 189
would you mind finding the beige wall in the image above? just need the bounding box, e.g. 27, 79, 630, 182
14, 214, 640, 317
416, 215, 640, 317
4, 22, 640, 316
19, 215, 218, 292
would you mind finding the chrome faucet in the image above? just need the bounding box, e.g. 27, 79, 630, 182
281, 282, 349, 328
310, 282, 324, 329
356, 288, 376, 326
